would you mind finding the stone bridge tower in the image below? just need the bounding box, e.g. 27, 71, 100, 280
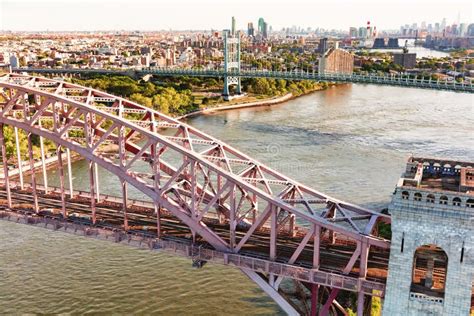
383, 157, 474, 315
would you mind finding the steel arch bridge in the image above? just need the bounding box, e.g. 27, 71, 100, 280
0, 73, 391, 315
12, 67, 474, 93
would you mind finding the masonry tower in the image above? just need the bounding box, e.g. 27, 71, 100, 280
222, 27, 241, 100
383, 157, 474, 315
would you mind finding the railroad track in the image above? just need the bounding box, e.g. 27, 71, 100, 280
0, 189, 389, 283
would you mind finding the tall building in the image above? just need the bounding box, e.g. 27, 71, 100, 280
349, 27, 358, 38
318, 48, 354, 74
247, 23, 254, 37
459, 23, 468, 37
231, 16, 236, 36
262, 21, 268, 39
468, 23, 474, 36
318, 37, 328, 54
258, 18, 265, 34
393, 52, 417, 69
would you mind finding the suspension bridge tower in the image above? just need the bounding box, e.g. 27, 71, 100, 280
383, 157, 474, 315
222, 28, 241, 100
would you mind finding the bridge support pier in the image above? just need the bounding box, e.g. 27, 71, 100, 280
0, 124, 12, 208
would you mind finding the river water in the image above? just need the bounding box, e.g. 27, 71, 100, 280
0, 84, 472, 314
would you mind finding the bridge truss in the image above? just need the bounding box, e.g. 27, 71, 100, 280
13, 67, 474, 93
0, 73, 391, 315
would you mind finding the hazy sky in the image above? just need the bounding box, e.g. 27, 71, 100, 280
1, 0, 472, 31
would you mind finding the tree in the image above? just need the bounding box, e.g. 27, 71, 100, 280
2, 126, 28, 162
129, 93, 152, 108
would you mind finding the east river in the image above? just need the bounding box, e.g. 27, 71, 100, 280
0, 84, 472, 314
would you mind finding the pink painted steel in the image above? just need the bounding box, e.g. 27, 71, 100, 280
0, 124, 11, 208
56, 145, 66, 217
311, 283, 319, 316
0, 74, 391, 313
27, 132, 39, 212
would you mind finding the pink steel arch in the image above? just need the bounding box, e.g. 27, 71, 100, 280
0, 73, 390, 315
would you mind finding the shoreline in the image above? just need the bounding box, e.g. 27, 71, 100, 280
177, 85, 330, 120
177, 93, 293, 119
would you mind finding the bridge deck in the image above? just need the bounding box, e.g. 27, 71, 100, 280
10, 68, 474, 93
0, 185, 388, 296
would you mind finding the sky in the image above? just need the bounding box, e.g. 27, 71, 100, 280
0, 0, 472, 32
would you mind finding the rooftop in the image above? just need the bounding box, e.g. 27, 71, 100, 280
398, 156, 474, 195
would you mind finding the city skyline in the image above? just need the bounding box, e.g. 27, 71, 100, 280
1, 0, 473, 32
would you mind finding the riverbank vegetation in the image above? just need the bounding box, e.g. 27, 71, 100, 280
71, 75, 328, 116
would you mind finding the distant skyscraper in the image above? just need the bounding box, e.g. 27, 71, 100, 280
247, 22, 254, 37
258, 18, 265, 34
231, 16, 236, 36
262, 21, 268, 39
468, 23, 474, 36
319, 38, 328, 54
441, 18, 447, 30
349, 27, 358, 38
459, 23, 467, 37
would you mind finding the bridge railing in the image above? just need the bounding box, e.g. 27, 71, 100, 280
10, 67, 474, 92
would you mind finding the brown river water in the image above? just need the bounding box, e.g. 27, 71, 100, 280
0, 84, 472, 314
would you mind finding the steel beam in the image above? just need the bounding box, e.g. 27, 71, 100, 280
27, 132, 39, 212
56, 144, 66, 217
13, 125, 24, 189
0, 124, 11, 207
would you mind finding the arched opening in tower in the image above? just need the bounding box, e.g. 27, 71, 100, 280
411, 244, 448, 298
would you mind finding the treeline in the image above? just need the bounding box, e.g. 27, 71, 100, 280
71, 75, 199, 116
1, 126, 56, 165
71, 75, 328, 116
242, 78, 327, 97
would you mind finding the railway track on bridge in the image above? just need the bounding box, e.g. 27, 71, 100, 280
0, 188, 389, 284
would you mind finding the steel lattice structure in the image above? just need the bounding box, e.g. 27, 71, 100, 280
0, 73, 391, 315
12, 67, 474, 93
